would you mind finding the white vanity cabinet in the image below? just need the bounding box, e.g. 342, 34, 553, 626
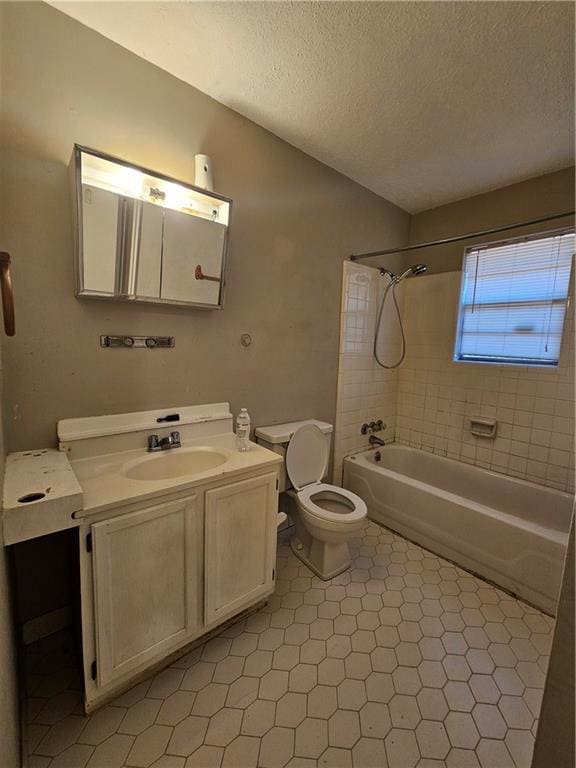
79, 466, 279, 710
57, 402, 283, 710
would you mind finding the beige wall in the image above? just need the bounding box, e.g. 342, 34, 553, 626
0, 9, 21, 745
532, 513, 575, 768
0, 1, 409, 453
406, 167, 574, 273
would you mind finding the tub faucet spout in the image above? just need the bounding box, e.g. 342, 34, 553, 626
368, 434, 385, 447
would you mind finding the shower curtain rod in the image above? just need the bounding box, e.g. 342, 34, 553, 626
349, 210, 575, 262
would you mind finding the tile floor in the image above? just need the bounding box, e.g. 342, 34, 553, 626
25, 520, 554, 768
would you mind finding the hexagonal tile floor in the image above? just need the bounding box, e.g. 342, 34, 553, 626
24, 520, 554, 768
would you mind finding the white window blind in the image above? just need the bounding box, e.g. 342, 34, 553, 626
454, 230, 574, 366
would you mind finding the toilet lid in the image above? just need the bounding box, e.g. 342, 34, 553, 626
286, 424, 329, 491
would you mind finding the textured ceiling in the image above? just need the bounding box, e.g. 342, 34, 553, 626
50, 1, 575, 212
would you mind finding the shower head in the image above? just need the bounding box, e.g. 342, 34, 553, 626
380, 263, 427, 283
397, 263, 427, 281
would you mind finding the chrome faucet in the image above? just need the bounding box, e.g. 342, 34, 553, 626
147, 431, 181, 452
368, 434, 385, 447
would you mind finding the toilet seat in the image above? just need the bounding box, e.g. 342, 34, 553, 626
286, 425, 367, 525
297, 483, 367, 525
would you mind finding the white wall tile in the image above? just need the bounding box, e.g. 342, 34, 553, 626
335, 267, 574, 494
395, 272, 575, 494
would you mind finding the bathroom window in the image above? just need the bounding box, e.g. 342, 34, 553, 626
454, 230, 574, 366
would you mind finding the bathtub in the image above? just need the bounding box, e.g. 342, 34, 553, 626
343, 444, 573, 614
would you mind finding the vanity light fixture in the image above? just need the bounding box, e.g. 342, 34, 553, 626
78, 150, 228, 223
148, 187, 166, 203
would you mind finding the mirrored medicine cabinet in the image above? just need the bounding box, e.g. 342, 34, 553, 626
71, 146, 232, 309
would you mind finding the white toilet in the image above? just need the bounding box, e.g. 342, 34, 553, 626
256, 420, 367, 580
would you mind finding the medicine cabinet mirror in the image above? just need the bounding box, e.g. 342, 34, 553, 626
71, 146, 232, 309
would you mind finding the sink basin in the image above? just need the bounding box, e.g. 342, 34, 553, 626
124, 448, 229, 481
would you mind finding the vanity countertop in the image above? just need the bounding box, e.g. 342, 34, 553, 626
3, 449, 83, 544
70, 432, 282, 517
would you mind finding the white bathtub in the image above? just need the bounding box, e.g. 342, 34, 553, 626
343, 444, 573, 614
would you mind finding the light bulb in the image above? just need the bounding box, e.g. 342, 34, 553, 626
115, 166, 143, 198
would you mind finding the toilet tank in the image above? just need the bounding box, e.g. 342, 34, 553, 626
255, 419, 333, 492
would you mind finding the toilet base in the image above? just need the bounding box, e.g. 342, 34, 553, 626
290, 534, 352, 581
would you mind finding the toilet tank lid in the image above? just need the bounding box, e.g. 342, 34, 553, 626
255, 419, 333, 445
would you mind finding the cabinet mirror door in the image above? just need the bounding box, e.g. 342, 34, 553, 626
130, 200, 163, 300
80, 184, 123, 296
161, 209, 226, 305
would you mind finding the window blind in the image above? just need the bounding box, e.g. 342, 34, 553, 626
454, 230, 574, 366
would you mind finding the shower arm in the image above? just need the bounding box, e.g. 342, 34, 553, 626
349, 210, 575, 262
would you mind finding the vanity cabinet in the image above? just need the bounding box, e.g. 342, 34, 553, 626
91, 495, 202, 687
205, 473, 277, 625
80, 466, 279, 710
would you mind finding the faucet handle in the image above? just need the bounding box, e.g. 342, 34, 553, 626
170, 431, 181, 446
148, 434, 160, 451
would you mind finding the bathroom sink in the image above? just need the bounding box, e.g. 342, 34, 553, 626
124, 448, 229, 481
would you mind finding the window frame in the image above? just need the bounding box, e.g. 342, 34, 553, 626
453, 227, 574, 368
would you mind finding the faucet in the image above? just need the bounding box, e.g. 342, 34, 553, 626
147, 431, 181, 452
368, 434, 385, 447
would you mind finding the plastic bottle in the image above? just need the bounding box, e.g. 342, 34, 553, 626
236, 408, 251, 452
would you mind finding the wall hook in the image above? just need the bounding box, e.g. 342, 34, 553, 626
0, 252, 15, 336
195, 264, 220, 283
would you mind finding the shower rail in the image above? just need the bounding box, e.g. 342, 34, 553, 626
349, 210, 575, 262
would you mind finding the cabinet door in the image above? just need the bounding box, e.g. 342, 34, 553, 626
92, 495, 201, 687
205, 473, 277, 625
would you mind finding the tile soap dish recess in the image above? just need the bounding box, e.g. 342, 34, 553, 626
470, 416, 497, 439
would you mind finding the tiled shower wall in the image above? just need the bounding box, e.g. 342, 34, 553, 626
334, 265, 575, 493
333, 262, 402, 482
396, 271, 575, 493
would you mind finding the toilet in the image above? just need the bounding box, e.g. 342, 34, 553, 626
256, 420, 367, 580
